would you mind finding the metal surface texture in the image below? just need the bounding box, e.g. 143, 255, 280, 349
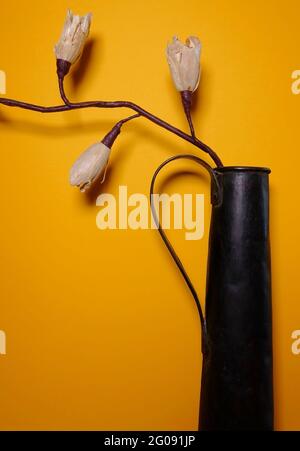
199, 166, 273, 430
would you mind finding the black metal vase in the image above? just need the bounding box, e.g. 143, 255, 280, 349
199, 166, 273, 431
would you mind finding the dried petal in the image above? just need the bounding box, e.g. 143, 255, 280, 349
55, 10, 92, 65
166, 36, 201, 92
70, 142, 111, 192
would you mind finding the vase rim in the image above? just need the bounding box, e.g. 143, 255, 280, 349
215, 166, 271, 174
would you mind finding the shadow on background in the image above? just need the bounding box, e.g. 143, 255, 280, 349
69, 38, 98, 94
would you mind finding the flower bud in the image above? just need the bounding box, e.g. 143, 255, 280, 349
166, 36, 201, 92
69, 115, 140, 192
70, 142, 111, 192
55, 10, 92, 73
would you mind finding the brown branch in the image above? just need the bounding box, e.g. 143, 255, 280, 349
0, 84, 223, 167
180, 90, 195, 139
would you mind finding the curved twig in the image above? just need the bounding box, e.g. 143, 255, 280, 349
0, 83, 223, 167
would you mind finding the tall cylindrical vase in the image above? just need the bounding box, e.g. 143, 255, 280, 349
199, 166, 273, 430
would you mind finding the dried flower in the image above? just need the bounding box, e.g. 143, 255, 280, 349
70, 115, 140, 192
166, 36, 201, 92
55, 10, 92, 66
70, 142, 111, 192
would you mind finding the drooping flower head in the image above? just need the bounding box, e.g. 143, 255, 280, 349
70, 142, 111, 192
69, 116, 137, 192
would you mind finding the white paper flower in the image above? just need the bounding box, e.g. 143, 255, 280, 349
70, 142, 111, 192
166, 36, 201, 92
55, 10, 92, 65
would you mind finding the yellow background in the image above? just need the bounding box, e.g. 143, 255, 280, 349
0, 0, 299, 431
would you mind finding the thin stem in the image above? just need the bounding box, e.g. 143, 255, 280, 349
102, 113, 141, 148
180, 90, 195, 139
185, 108, 195, 139
59, 79, 223, 167
58, 77, 71, 106
116, 113, 141, 126
0, 85, 223, 167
